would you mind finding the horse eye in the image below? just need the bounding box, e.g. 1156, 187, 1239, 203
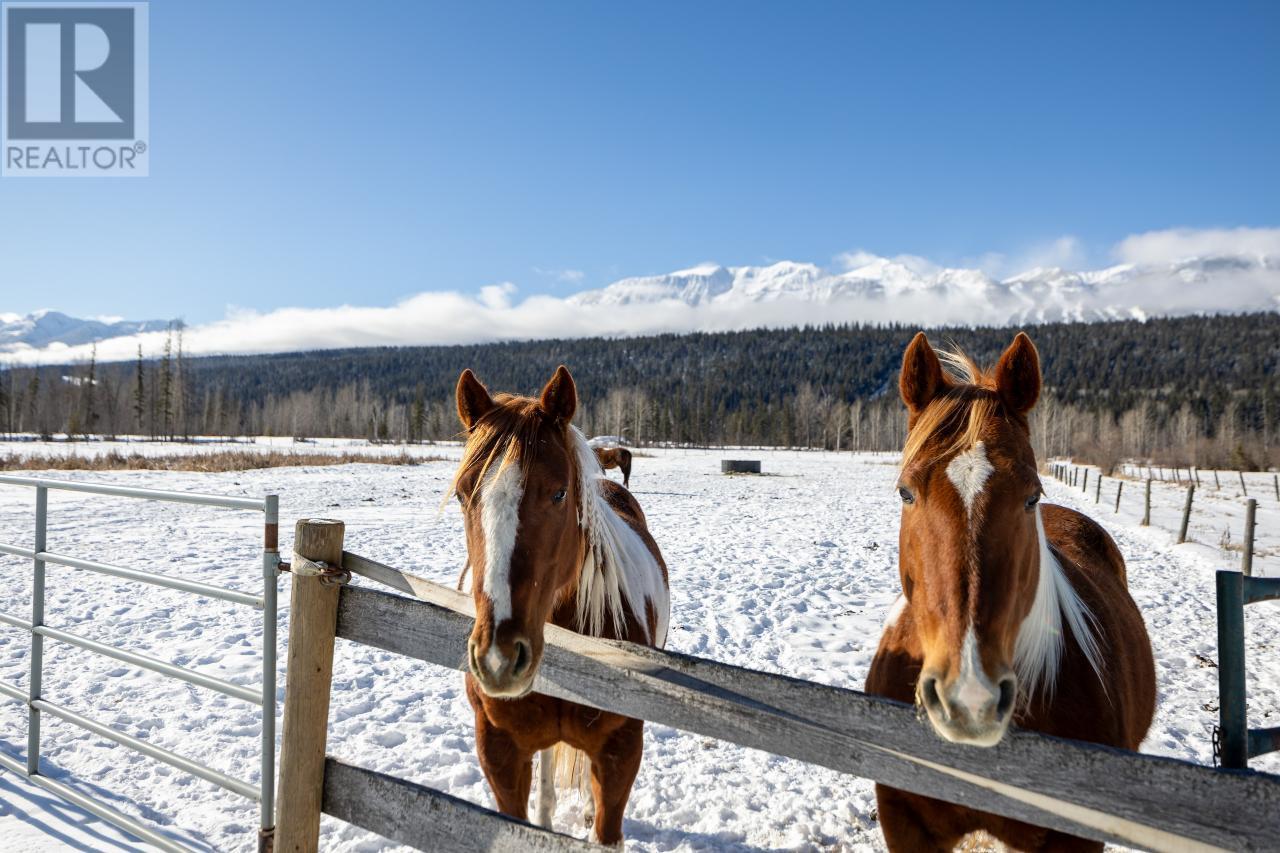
552, 489, 567, 504
1026, 492, 1041, 509
898, 486, 915, 505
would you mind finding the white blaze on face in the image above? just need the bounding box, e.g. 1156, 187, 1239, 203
946, 441, 994, 517
955, 624, 999, 718
480, 460, 524, 632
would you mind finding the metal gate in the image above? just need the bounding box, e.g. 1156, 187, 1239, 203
0, 474, 280, 852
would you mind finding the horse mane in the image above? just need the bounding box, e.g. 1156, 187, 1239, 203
899, 342, 1105, 701
451, 396, 668, 647
450, 393, 543, 504
900, 345, 999, 473
569, 425, 668, 646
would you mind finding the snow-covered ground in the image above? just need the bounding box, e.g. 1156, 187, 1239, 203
0, 442, 1276, 852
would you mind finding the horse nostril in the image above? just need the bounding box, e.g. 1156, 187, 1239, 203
920, 675, 945, 718
997, 675, 1017, 719
511, 638, 532, 678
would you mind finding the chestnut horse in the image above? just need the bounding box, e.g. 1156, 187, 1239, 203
593, 446, 633, 488
452, 365, 670, 845
866, 332, 1155, 852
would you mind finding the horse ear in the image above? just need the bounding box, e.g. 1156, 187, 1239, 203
539, 365, 577, 423
994, 332, 1041, 415
899, 332, 949, 416
456, 369, 494, 430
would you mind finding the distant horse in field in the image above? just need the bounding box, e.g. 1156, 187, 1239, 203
866, 332, 1155, 852
452, 365, 670, 845
593, 446, 633, 488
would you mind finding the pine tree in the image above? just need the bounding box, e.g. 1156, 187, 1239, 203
82, 344, 98, 438
160, 326, 174, 440
133, 345, 147, 438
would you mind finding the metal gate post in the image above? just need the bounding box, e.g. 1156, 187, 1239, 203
27, 485, 47, 775
261, 494, 280, 853
1216, 570, 1247, 769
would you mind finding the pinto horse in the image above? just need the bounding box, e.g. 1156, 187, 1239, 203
866, 332, 1155, 852
593, 446, 633, 488
452, 365, 670, 845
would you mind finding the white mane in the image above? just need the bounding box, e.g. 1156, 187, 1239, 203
569, 426, 670, 647
1013, 507, 1105, 700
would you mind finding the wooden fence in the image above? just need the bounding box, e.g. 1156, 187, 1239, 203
274, 520, 1280, 853
1051, 462, 1270, 574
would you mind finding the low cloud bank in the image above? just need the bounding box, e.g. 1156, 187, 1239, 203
5, 227, 1278, 365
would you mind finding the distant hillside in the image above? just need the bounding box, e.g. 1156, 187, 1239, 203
2, 313, 1277, 469
0, 311, 170, 351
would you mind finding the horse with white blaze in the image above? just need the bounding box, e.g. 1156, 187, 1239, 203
451, 365, 670, 846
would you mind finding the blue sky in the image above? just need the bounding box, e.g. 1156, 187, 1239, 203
1, 0, 1277, 324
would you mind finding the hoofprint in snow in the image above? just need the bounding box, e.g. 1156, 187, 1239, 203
0, 442, 1276, 852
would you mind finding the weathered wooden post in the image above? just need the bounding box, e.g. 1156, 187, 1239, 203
1142, 478, 1152, 526
1239, 470, 1248, 496
1216, 570, 1247, 769
1082, 469, 1089, 493
276, 519, 347, 853
1274, 473, 1279, 502
1192, 466, 1200, 486
1094, 474, 1102, 504
1174, 467, 1181, 484
1242, 499, 1257, 577
1213, 469, 1220, 490
1178, 484, 1195, 544
1114, 480, 1124, 513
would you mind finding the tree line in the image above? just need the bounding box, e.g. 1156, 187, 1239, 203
1, 313, 1277, 471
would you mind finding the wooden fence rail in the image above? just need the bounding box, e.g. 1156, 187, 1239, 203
266, 545, 1280, 852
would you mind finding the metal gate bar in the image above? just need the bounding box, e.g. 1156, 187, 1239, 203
0, 543, 264, 607
0, 475, 280, 852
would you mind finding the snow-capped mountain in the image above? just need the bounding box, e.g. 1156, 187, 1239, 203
3, 246, 1278, 364
569, 253, 1280, 324
0, 311, 170, 353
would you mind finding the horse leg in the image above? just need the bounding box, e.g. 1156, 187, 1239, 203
474, 714, 533, 820
534, 747, 556, 828
587, 719, 643, 845
875, 784, 964, 852
621, 454, 631, 489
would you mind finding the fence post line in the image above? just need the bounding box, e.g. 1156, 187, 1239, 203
1242, 499, 1257, 577
27, 485, 47, 775
1216, 570, 1248, 769
276, 519, 345, 853
1178, 484, 1195, 544
260, 495, 280, 853
1238, 471, 1248, 496
1094, 474, 1102, 504
1114, 480, 1124, 513
1142, 478, 1152, 526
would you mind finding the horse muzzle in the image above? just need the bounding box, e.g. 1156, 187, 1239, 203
919, 669, 1017, 747
468, 632, 538, 699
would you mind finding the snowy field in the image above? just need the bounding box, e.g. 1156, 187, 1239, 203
0, 441, 1276, 851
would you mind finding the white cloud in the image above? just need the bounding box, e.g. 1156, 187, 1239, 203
478, 282, 517, 310
967, 235, 1086, 278
1113, 227, 1280, 265
533, 266, 586, 284
836, 250, 938, 275
3, 227, 1276, 366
